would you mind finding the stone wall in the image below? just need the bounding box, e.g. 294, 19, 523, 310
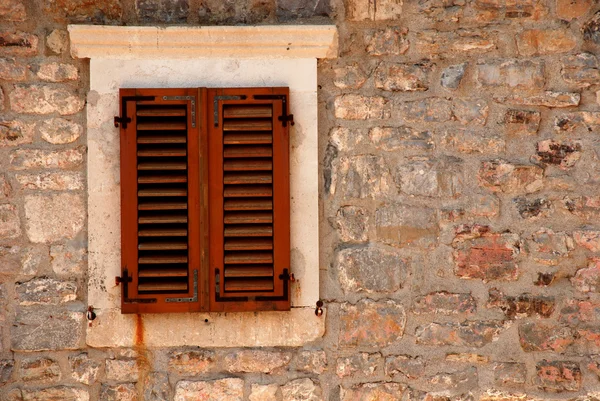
1, 0, 600, 400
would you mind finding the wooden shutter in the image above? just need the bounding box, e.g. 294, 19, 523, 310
208, 88, 291, 312
119, 88, 206, 313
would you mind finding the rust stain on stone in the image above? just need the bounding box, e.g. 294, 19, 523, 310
134, 314, 144, 346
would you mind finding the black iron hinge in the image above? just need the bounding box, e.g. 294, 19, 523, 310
116, 268, 156, 304
114, 96, 156, 129
253, 94, 294, 127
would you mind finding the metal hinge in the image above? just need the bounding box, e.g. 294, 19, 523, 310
213, 95, 247, 127
116, 269, 157, 304
253, 94, 294, 127
114, 96, 155, 129
163, 95, 196, 128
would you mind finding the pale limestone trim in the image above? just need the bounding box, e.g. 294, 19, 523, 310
68, 25, 339, 59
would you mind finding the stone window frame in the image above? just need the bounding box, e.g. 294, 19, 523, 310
68, 24, 337, 347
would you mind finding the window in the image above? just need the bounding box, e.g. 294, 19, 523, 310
118, 87, 291, 313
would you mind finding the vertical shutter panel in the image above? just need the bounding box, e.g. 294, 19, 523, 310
120, 88, 204, 313
208, 88, 291, 312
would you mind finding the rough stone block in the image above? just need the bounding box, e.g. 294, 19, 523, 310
24, 194, 84, 243
519, 322, 573, 352
282, 378, 322, 401
495, 91, 580, 107
250, 384, 278, 401
427, 367, 478, 391
400, 98, 452, 123
42, 0, 123, 23
20, 386, 89, 401
293, 350, 327, 374
340, 383, 405, 401
50, 244, 86, 275
336, 246, 408, 293
571, 259, 600, 293
329, 155, 391, 199
69, 353, 99, 385
517, 29, 577, 56
583, 11, 600, 44
375, 203, 438, 247
536, 139, 581, 169
476, 60, 544, 89
493, 362, 527, 386
345, 0, 402, 20
0, 0, 26, 21
328, 127, 367, 152
573, 230, 600, 252
417, 30, 496, 57
472, 0, 548, 20
514, 197, 551, 219
559, 299, 600, 325
144, 372, 170, 401
413, 291, 476, 315
375, 62, 431, 92
0, 120, 35, 147
224, 350, 291, 373
11, 306, 84, 351
446, 353, 489, 363
0, 204, 21, 239
487, 288, 554, 319
198, 0, 274, 24
364, 27, 409, 56
168, 350, 215, 376
0, 359, 14, 383
334, 206, 368, 243
564, 196, 600, 219
557, 0, 592, 19
174, 378, 244, 401
0, 31, 38, 56
10, 146, 85, 170
369, 126, 433, 152
0, 57, 27, 81
479, 160, 543, 194
46, 29, 68, 54
385, 355, 425, 379
333, 64, 368, 89
555, 111, 600, 133
100, 383, 138, 401
0, 175, 10, 200
277, 0, 330, 18
105, 359, 140, 382
504, 109, 541, 135
441, 129, 505, 154
34, 62, 78, 82
137, 0, 189, 23
336, 352, 381, 378
453, 98, 489, 125
20, 357, 61, 382
561, 53, 600, 87
535, 360, 581, 392
10, 85, 84, 115
334, 95, 389, 120
16, 172, 84, 191
16, 277, 77, 305
441, 63, 467, 89
528, 229, 573, 266
416, 321, 508, 347
339, 300, 406, 348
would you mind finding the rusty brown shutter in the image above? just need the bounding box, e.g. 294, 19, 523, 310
119, 88, 205, 313
208, 88, 291, 312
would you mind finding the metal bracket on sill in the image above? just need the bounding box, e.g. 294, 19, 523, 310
166, 270, 198, 303
114, 96, 156, 129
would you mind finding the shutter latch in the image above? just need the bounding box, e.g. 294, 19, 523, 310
116, 268, 157, 304
114, 95, 156, 129
253, 94, 295, 128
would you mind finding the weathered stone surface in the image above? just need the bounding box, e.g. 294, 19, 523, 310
24, 194, 84, 243
364, 27, 409, 56
487, 288, 555, 319
20, 357, 61, 382
416, 321, 507, 347
345, 0, 403, 20
559, 299, 600, 325
565, 196, 600, 219
277, 0, 330, 18
369, 126, 433, 152
330, 155, 392, 199
385, 355, 425, 379
144, 372, 170, 401
35, 63, 78, 82
413, 291, 476, 315
0, 57, 27, 80
69, 353, 99, 385
16, 277, 77, 305
16, 172, 84, 191
43, 0, 123, 23
477, 60, 544, 89
375, 204, 438, 247
10, 146, 85, 170
174, 378, 244, 401
453, 225, 520, 281
571, 259, 600, 293
168, 350, 216, 376
396, 157, 463, 197
495, 92, 580, 107
573, 231, 600, 252
0, 175, 11, 200
339, 300, 406, 347
514, 197, 551, 219
441, 129, 505, 154
417, 30, 496, 57
100, 383, 137, 401
20, 386, 89, 401
479, 160, 543, 194
493, 362, 527, 386
0, 120, 35, 147
0, 204, 21, 239
11, 306, 84, 350
504, 109, 541, 135
336, 246, 407, 293
0, 359, 14, 383
441, 63, 467, 89
336, 352, 381, 378
334, 64, 368, 89
328, 127, 368, 153
555, 111, 600, 132
427, 367, 478, 391
446, 353, 489, 363
519, 322, 573, 352
334, 206, 368, 243
535, 360, 581, 392
535, 139, 581, 169
561, 53, 600, 88
557, 0, 592, 19
105, 359, 140, 382
224, 350, 291, 373
528, 229, 573, 265
10, 85, 84, 115
479, 390, 535, 401
0, 0, 26, 21
574, 326, 600, 354
46, 30, 68, 54
250, 384, 278, 401
50, 245, 86, 275
517, 29, 577, 56
583, 11, 600, 45
375, 62, 431, 92
335, 95, 389, 120
136, 0, 189, 23
473, 0, 548, 20
341, 382, 405, 401
282, 378, 322, 401
294, 350, 327, 374
198, 0, 274, 24
400, 98, 452, 123
0, 31, 38, 56
454, 98, 489, 125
